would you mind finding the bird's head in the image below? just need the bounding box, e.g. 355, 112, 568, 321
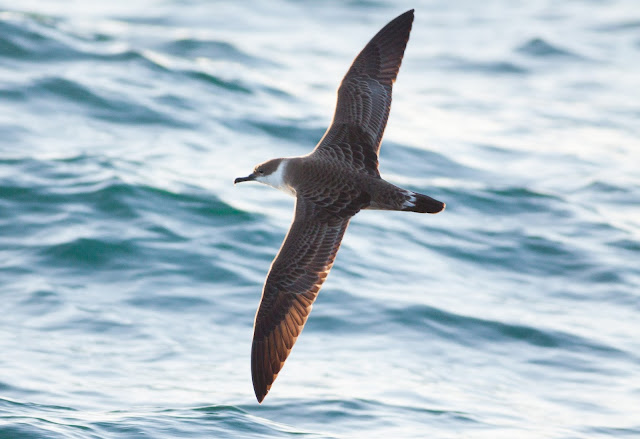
234, 158, 292, 194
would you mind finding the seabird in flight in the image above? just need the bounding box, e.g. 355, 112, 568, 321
235, 9, 445, 403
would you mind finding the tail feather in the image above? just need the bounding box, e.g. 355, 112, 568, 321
402, 191, 445, 214
365, 179, 445, 214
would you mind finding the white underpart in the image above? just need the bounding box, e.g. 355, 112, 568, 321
256, 160, 296, 196
402, 190, 416, 208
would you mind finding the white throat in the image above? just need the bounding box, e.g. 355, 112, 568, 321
257, 160, 295, 196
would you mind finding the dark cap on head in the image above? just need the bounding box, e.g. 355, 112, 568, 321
234, 158, 283, 185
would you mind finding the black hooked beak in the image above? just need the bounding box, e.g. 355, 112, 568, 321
234, 173, 256, 185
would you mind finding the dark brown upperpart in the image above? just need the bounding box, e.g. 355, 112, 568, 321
286, 156, 372, 216
312, 8, 414, 174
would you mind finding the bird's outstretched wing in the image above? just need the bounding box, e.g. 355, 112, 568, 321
251, 197, 352, 402
313, 9, 414, 174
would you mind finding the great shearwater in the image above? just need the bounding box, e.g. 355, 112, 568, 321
235, 9, 445, 403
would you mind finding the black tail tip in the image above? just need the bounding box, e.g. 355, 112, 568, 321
411, 194, 445, 214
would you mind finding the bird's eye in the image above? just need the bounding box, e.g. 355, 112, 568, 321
257, 169, 265, 175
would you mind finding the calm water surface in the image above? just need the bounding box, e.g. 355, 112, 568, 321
1, 0, 639, 438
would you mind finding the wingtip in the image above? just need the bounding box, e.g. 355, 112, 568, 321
253, 379, 268, 403
392, 9, 414, 24
252, 363, 268, 403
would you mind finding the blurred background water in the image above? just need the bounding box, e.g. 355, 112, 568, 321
1, 0, 639, 438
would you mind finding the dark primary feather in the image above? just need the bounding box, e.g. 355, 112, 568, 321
314, 9, 414, 173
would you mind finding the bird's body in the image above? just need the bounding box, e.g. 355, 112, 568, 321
235, 9, 445, 403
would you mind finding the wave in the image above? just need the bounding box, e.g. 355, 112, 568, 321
594, 19, 640, 32
0, 13, 86, 62
0, 401, 316, 439
1, 159, 250, 278
239, 119, 326, 145
516, 37, 581, 59
237, 397, 479, 434
387, 304, 627, 357
433, 55, 528, 75
0, 10, 271, 117
161, 38, 275, 67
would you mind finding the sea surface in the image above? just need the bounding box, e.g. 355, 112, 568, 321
1, 0, 639, 438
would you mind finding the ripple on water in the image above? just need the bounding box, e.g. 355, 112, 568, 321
126, 294, 213, 312
0, 405, 321, 439
31, 76, 186, 126
516, 37, 580, 58
243, 397, 479, 436
594, 19, 640, 32
386, 304, 629, 358
17, 289, 65, 315
40, 237, 138, 269
243, 119, 326, 144
0, 14, 84, 62
161, 38, 275, 67
432, 55, 529, 75
182, 70, 253, 94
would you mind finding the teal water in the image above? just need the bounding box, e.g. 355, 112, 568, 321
1, 1, 639, 438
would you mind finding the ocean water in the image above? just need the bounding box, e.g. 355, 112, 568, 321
1, 0, 639, 437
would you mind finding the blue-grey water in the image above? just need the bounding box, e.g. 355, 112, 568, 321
1, 1, 639, 438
